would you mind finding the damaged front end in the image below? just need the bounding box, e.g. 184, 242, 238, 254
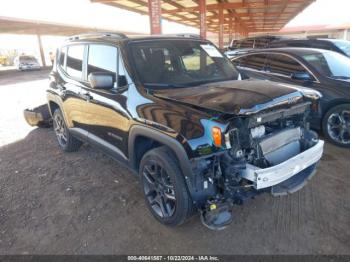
187, 101, 324, 230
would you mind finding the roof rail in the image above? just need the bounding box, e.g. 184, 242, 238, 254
129, 33, 201, 39
66, 32, 128, 41
173, 33, 201, 39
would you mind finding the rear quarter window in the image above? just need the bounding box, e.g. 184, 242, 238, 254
58, 47, 67, 69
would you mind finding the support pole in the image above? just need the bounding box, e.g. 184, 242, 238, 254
235, 17, 238, 39
148, 0, 162, 35
228, 16, 233, 45
37, 34, 46, 67
218, 7, 224, 49
199, 0, 206, 39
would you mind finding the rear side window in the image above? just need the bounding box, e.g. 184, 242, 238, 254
237, 54, 267, 71
254, 39, 268, 48
240, 39, 254, 48
66, 45, 85, 79
313, 41, 332, 51
267, 54, 306, 76
87, 45, 118, 77
58, 47, 66, 69
288, 42, 311, 48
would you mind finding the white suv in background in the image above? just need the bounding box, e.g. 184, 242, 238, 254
14, 55, 41, 71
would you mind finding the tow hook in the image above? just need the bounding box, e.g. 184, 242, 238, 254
200, 201, 233, 230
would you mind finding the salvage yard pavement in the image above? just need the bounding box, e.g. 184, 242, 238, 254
0, 70, 349, 254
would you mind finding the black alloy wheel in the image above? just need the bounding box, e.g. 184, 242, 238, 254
139, 146, 194, 226
52, 109, 82, 152
142, 159, 176, 218
53, 111, 68, 148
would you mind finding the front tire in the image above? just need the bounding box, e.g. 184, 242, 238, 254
53, 108, 82, 152
322, 104, 350, 148
139, 146, 194, 226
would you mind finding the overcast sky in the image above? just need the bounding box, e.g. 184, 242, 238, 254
286, 0, 350, 27
0, 0, 349, 53
0, 0, 349, 34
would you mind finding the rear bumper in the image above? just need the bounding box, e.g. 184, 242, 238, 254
18, 65, 41, 70
241, 140, 324, 190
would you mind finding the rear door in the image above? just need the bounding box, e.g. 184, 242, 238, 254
57, 44, 89, 136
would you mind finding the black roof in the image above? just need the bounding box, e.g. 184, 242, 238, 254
272, 38, 348, 44
237, 47, 331, 57
64, 32, 204, 45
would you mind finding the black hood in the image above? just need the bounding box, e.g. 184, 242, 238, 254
153, 80, 305, 116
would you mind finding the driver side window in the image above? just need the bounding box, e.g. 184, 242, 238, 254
267, 54, 307, 77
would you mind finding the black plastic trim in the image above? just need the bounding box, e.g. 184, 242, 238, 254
128, 125, 195, 190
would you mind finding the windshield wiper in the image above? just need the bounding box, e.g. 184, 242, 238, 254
144, 83, 190, 89
332, 76, 350, 80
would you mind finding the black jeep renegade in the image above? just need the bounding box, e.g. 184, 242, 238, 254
47, 33, 324, 229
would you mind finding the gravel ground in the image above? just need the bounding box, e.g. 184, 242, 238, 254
0, 70, 349, 255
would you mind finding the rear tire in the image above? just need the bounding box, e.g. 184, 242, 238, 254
322, 104, 350, 148
53, 108, 82, 152
139, 146, 194, 226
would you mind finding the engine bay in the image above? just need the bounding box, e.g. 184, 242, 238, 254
189, 102, 322, 229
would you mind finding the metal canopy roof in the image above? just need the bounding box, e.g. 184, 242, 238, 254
92, 0, 314, 34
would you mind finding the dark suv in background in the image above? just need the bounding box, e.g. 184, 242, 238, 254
231, 48, 350, 147
228, 35, 287, 50
47, 33, 324, 229
226, 36, 350, 59
225, 35, 287, 58
269, 38, 350, 57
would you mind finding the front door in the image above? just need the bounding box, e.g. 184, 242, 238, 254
79, 44, 131, 160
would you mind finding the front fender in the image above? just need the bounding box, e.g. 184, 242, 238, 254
128, 125, 194, 176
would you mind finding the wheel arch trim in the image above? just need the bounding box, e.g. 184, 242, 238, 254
322, 100, 350, 118
128, 125, 194, 180
46, 92, 73, 128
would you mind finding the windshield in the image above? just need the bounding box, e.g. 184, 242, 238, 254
302, 51, 350, 79
130, 40, 239, 88
19, 56, 37, 63
332, 40, 350, 57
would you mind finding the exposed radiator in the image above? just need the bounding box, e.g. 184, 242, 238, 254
259, 127, 301, 165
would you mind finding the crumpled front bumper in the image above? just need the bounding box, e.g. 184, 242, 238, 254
23, 104, 52, 127
241, 139, 324, 190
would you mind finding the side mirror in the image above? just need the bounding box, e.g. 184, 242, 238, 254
117, 75, 128, 87
291, 71, 313, 82
88, 72, 114, 89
